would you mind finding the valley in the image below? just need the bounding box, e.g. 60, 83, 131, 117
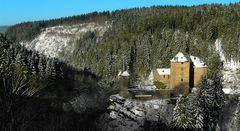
1, 3, 240, 131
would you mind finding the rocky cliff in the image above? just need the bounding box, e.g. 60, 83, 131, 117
95, 94, 175, 131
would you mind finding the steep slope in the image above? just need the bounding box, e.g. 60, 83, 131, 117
215, 39, 240, 93
21, 22, 111, 58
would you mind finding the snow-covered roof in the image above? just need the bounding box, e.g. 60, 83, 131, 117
156, 68, 171, 75
190, 55, 207, 68
170, 52, 189, 63
118, 70, 130, 77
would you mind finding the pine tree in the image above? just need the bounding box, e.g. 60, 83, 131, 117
231, 102, 240, 131
173, 95, 192, 130
174, 73, 224, 131
38, 56, 47, 78
50, 60, 57, 80
187, 91, 204, 130
11, 53, 30, 95
174, 92, 204, 130
199, 73, 224, 130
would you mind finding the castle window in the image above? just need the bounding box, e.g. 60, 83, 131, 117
181, 78, 183, 82
181, 62, 183, 64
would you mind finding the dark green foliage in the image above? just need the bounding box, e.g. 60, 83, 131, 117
154, 81, 167, 89
5, 11, 111, 42
0, 33, 66, 97
207, 52, 223, 78
198, 74, 225, 130
0, 34, 111, 130
173, 94, 204, 130
230, 102, 240, 131
174, 74, 224, 131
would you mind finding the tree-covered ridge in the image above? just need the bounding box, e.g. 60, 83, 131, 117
6, 11, 111, 42
0, 33, 65, 95
0, 34, 111, 130
5, 3, 240, 81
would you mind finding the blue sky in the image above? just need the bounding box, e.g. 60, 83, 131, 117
0, 0, 239, 25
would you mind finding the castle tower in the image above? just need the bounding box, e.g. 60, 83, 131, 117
190, 56, 208, 87
170, 52, 191, 94
118, 59, 130, 97
118, 70, 130, 97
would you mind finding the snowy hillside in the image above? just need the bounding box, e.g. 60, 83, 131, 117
20, 22, 111, 58
215, 39, 240, 93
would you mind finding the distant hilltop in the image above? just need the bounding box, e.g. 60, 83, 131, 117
0, 26, 10, 33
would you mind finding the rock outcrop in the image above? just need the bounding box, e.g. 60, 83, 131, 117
96, 94, 175, 131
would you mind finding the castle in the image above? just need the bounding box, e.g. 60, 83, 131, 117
153, 52, 207, 94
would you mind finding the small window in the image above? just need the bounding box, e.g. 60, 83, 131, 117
194, 57, 196, 60
181, 78, 183, 82
163, 75, 165, 78
181, 62, 183, 64
168, 76, 170, 79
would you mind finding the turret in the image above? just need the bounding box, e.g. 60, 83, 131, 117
118, 70, 130, 97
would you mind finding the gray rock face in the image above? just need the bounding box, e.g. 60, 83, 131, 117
62, 89, 109, 116
96, 94, 175, 131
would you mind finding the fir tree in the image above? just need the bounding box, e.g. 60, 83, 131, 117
199, 73, 224, 130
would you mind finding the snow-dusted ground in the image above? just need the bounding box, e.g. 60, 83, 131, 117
21, 22, 111, 58
215, 39, 240, 94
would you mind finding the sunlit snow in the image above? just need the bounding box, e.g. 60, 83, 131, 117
21, 22, 111, 58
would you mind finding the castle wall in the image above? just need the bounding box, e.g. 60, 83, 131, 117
153, 70, 170, 87
194, 67, 207, 87
170, 62, 190, 94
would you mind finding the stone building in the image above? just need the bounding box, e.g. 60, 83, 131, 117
153, 52, 207, 94
118, 70, 130, 97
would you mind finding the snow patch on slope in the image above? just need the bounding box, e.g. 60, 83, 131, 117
21, 22, 111, 58
215, 39, 240, 93
215, 39, 240, 71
